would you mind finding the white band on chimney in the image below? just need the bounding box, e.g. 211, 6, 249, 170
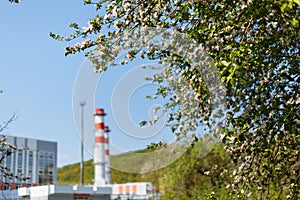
94, 108, 106, 187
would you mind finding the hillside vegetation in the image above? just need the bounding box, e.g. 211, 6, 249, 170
57, 142, 234, 199
58, 140, 292, 199
57, 147, 165, 186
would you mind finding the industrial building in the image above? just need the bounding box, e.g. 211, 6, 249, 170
0, 185, 112, 200
93, 109, 159, 200
0, 108, 158, 199
0, 130, 113, 200
110, 182, 155, 200
1, 135, 57, 189
94, 108, 111, 187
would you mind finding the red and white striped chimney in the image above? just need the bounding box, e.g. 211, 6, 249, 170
94, 108, 106, 186
104, 125, 110, 184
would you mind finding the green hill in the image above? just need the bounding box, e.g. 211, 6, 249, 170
57, 148, 165, 186
57, 141, 231, 199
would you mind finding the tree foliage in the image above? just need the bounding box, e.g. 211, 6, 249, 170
160, 142, 232, 200
52, 0, 300, 198
57, 141, 232, 199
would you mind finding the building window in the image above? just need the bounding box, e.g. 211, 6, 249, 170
39, 168, 44, 175
38, 151, 56, 185
48, 153, 53, 160
39, 152, 44, 159
28, 151, 33, 167
6, 167, 11, 172
6, 154, 12, 168
48, 175, 53, 183
28, 151, 34, 176
48, 168, 53, 175
38, 175, 43, 185
16, 183, 21, 189
4, 183, 10, 190
17, 149, 23, 175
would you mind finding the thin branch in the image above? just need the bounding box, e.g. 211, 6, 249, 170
0, 113, 18, 133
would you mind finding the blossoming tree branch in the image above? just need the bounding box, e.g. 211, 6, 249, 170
50, 0, 299, 199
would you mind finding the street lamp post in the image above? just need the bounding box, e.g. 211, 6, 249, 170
79, 101, 86, 186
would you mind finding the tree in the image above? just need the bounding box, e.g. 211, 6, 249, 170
52, 0, 299, 198
159, 141, 232, 200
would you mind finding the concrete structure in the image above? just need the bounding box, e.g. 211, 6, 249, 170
103, 126, 110, 184
94, 108, 111, 186
0, 108, 115, 199
110, 182, 154, 200
0, 108, 159, 199
1, 135, 57, 190
92, 109, 158, 199
0, 185, 112, 200
94, 108, 106, 187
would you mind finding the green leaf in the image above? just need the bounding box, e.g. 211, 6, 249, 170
139, 120, 147, 126
294, 0, 300, 5
281, 3, 288, 12
220, 60, 230, 67
83, 0, 91, 4
69, 23, 79, 29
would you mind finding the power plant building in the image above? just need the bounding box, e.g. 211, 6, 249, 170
0, 108, 156, 199
0, 133, 113, 200
1, 135, 57, 190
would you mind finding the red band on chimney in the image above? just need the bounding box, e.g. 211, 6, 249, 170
95, 122, 105, 129
95, 136, 105, 143
95, 108, 104, 113
104, 138, 109, 143
94, 108, 106, 116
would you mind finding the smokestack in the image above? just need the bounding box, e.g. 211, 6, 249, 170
104, 125, 110, 184
94, 108, 106, 187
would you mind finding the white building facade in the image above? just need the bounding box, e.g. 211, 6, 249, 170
0, 185, 112, 200
110, 182, 156, 200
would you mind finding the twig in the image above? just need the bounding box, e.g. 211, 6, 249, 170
0, 113, 18, 133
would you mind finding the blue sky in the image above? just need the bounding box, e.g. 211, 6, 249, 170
0, 0, 174, 167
